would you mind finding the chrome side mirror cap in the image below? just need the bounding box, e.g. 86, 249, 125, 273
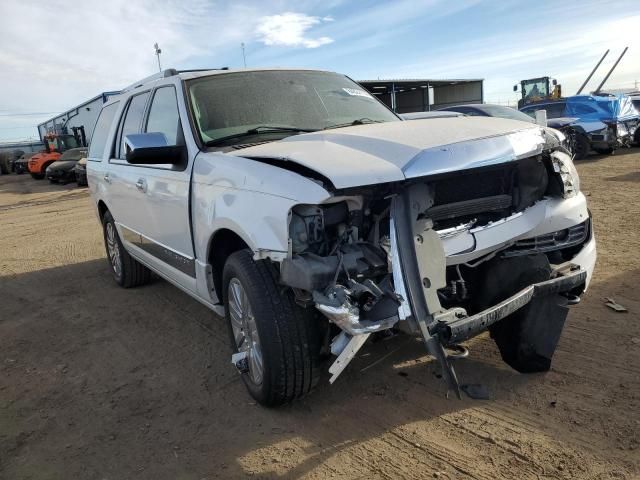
124, 133, 185, 165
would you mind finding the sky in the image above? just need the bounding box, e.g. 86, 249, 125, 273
1, 0, 639, 142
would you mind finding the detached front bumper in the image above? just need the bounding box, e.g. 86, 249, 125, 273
441, 265, 586, 344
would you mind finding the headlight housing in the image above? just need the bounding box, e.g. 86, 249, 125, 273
551, 150, 580, 198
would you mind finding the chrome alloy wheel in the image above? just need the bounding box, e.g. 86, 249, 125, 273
228, 277, 264, 385
106, 223, 122, 278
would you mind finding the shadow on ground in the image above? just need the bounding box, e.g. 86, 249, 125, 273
2, 257, 638, 479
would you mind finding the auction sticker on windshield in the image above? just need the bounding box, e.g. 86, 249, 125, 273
342, 88, 373, 98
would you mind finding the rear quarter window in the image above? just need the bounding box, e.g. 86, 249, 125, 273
88, 102, 119, 161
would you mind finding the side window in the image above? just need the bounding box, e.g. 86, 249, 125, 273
546, 103, 565, 119
569, 104, 597, 116
520, 108, 535, 118
116, 92, 150, 159
145, 86, 183, 146
88, 102, 119, 160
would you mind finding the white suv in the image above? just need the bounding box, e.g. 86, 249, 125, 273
87, 68, 596, 406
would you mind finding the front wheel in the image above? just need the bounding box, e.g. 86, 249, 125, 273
102, 211, 151, 288
594, 147, 614, 155
573, 133, 590, 160
223, 249, 324, 407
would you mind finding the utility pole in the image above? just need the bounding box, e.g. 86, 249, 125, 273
154, 43, 162, 72
241, 42, 247, 68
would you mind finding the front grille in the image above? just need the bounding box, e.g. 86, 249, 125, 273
426, 157, 548, 229
591, 134, 605, 141
503, 219, 589, 257
427, 194, 512, 221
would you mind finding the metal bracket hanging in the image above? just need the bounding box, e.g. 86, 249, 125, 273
391, 186, 467, 398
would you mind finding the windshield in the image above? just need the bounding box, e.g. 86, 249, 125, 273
522, 79, 549, 100
59, 148, 87, 161
481, 105, 535, 123
187, 70, 399, 144
47, 135, 79, 152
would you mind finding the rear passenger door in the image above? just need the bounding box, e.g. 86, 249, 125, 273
105, 91, 155, 245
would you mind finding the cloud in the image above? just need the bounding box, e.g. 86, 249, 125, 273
255, 12, 333, 49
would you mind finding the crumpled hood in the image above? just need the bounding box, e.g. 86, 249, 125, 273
229, 117, 547, 189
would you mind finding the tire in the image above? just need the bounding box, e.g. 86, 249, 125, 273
573, 133, 590, 160
223, 249, 323, 407
0, 159, 10, 175
49, 178, 58, 184
102, 211, 152, 288
594, 147, 614, 155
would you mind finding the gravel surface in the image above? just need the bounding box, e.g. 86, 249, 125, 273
1, 150, 639, 479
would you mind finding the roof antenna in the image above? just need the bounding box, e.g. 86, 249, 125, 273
594, 47, 628, 94
241, 42, 247, 68
576, 50, 609, 95
154, 43, 162, 72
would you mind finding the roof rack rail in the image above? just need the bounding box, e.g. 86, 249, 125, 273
175, 67, 229, 73
121, 67, 231, 93
122, 69, 178, 92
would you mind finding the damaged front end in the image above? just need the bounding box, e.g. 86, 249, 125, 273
278, 131, 593, 397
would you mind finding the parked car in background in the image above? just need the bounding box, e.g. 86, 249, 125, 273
439, 103, 536, 123
439, 103, 576, 157
45, 147, 88, 183
520, 94, 639, 156
400, 111, 464, 120
14, 152, 36, 174
87, 68, 595, 407
627, 91, 640, 144
0, 149, 23, 174
28, 132, 83, 179
74, 157, 88, 186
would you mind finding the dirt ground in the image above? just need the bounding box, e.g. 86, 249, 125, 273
1, 150, 639, 480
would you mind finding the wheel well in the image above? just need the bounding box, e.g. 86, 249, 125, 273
97, 201, 109, 223
42, 161, 55, 172
209, 229, 250, 300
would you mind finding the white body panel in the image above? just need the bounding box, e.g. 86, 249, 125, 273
86, 68, 596, 313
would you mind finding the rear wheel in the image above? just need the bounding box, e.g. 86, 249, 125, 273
102, 211, 151, 288
223, 249, 323, 406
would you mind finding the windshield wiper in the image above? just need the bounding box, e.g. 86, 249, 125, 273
324, 118, 385, 130
205, 126, 318, 147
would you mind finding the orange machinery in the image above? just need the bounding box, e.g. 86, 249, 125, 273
28, 127, 86, 179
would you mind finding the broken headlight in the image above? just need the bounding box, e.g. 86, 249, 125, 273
616, 122, 629, 137
551, 151, 580, 198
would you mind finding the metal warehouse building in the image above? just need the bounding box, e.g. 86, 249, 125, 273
359, 79, 484, 113
35, 75, 484, 144
37, 91, 120, 142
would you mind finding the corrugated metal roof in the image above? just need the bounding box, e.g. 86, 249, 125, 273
37, 91, 121, 130
359, 78, 483, 85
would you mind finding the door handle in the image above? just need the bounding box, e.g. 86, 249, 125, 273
103, 173, 111, 184
135, 178, 147, 192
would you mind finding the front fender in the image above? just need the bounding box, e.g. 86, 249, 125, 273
191, 152, 332, 262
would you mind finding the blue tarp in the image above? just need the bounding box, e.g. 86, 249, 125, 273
566, 94, 639, 122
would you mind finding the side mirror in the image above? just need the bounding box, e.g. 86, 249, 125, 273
124, 133, 186, 165
513, 85, 518, 92
552, 79, 558, 86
